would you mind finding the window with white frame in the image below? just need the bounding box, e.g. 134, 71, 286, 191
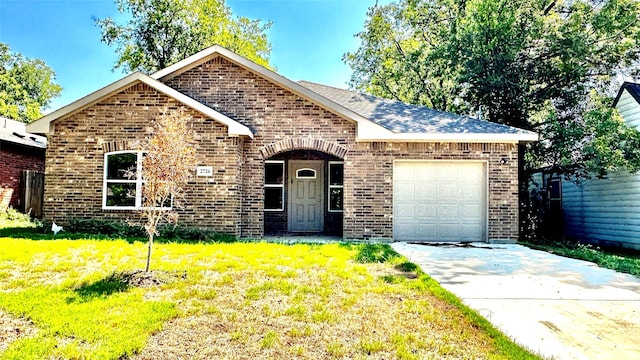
264, 160, 284, 211
328, 162, 343, 212
103, 151, 172, 209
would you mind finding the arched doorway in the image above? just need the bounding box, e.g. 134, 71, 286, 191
263, 150, 343, 236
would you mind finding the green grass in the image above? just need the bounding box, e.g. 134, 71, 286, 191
0, 222, 540, 359
522, 242, 640, 277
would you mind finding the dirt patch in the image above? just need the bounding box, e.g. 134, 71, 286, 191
0, 310, 38, 353
123, 270, 187, 288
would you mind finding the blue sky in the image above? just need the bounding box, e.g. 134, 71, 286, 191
0, 0, 389, 112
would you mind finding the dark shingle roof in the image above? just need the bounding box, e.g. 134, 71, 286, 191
298, 81, 535, 136
0, 117, 47, 149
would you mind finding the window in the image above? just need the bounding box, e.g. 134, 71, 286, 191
296, 168, 316, 178
328, 162, 344, 212
103, 151, 171, 210
264, 160, 284, 211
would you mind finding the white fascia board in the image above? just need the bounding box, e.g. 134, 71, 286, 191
356, 117, 538, 142
26, 72, 253, 138
151, 45, 391, 135
356, 131, 539, 143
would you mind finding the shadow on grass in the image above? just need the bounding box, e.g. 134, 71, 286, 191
72, 272, 132, 302
0, 226, 236, 244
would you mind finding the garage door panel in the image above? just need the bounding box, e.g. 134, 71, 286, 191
436, 165, 459, 180
395, 183, 415, 203
395, 223, 415, 239
438, 183, 460, 199
394, 161, 485, 242
415, 184, 437, 202
415, 165, 437, 180
415, 223, 437, 237
416, 204, 437, 219
437, 206, 459, 221
394, 163, 415, 178
395, 203, 415, 218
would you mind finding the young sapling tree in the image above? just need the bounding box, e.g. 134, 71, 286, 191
135, 107, 197, 272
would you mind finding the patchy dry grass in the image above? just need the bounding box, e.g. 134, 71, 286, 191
0, 236, 539, 359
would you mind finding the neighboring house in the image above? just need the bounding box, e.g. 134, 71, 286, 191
561, 82, 640, 250
0, 117, 46, 209
27, 46, 536, 242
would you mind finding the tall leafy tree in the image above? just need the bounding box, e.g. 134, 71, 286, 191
96, 0, 272, 73
345, 0, 640, 179
0, 42, 62, 123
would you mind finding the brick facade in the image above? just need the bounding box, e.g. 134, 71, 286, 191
0, 143, 45, 208
43, 55, 520, 241
44, 83, 243, 236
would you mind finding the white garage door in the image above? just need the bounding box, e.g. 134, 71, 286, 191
393, 161, 486, 242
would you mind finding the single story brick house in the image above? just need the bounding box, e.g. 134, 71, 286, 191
1, 117, 46, 209
27, 46, 536, 242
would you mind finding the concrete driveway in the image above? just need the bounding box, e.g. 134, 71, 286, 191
391, 242, 640, 360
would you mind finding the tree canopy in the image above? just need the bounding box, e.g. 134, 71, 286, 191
345, 0, 640, 179
96, 0, 272, 73
0, 42, 62, 123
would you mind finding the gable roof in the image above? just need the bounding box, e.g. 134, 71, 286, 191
28, 45, 536, 143
1, 117, 46, 149
613, 81, 640, 108
26, 72, 253, 138
299, 81, 538, 142
151, 45, 393, 136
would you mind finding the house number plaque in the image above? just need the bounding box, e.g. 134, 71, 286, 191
196, 166, 213, 177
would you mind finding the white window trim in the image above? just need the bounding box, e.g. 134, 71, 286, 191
102, 150, 172, 210
264, 160, 285, 212
328, 161, 344, 213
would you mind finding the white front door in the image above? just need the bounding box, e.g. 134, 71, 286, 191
288, 160, 324, 232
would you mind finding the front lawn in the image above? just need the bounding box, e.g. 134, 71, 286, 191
0, 233, 539, 359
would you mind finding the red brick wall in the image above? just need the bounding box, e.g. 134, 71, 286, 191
0, 143, 45, 208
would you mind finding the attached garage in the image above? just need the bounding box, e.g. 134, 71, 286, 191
393, 161, 487, 242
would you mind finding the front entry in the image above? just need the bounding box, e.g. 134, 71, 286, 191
288, 160, 324, 232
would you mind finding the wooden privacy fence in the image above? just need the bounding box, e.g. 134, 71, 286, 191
21, 170, 44, 218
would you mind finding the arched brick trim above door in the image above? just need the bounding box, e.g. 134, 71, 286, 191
259, 138, 348, 159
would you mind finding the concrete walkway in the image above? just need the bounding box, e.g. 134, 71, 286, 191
391, 242, 640, 360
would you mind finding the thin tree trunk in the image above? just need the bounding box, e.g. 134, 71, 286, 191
145, 233, 154, 272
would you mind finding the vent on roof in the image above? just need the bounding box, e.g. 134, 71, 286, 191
12, 132, 25, 138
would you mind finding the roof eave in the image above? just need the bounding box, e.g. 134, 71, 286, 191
355, 132, 539, 143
